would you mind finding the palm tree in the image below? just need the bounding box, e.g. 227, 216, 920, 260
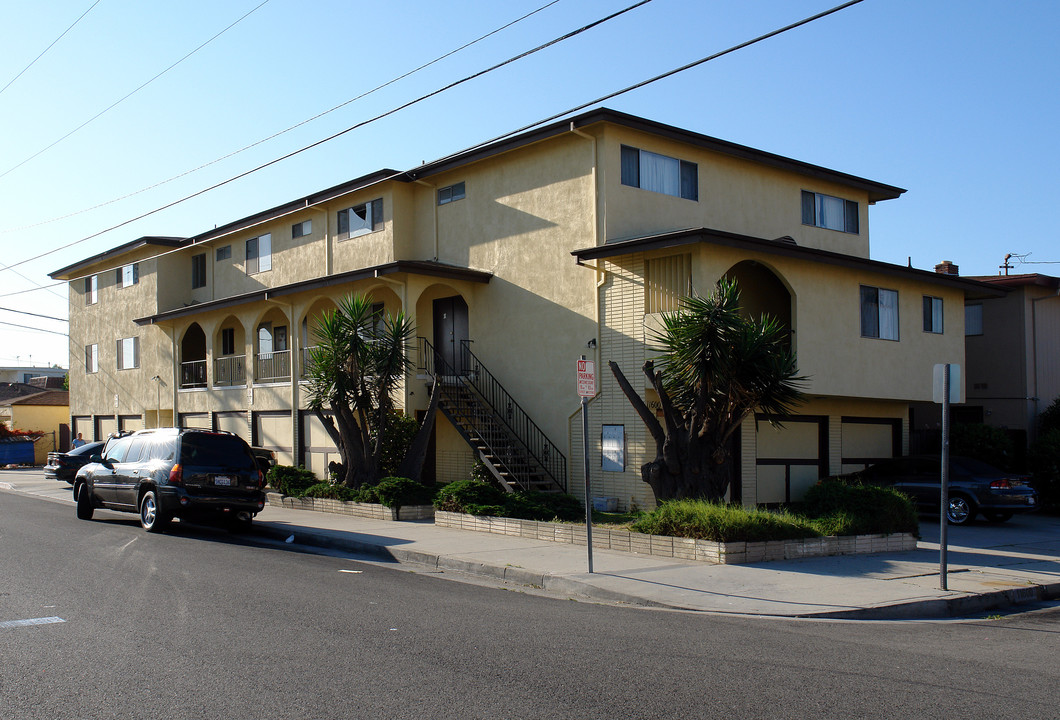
609, 278, 805, 502
304, 294, 436, 488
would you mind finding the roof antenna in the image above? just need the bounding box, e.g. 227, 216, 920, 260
1000, 253, 1013, 276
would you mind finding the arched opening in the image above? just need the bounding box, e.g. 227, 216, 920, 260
180, 323, 207, 389
722, 261, 793, 349
300, 297, 339, 378
213, 315, 246, 387
254, 307, 291, 383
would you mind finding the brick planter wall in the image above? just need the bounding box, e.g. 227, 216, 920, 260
266, 492, 434, 521
434, 511, 916, 565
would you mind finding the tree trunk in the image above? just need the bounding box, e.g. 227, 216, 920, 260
395, 380, 440, 482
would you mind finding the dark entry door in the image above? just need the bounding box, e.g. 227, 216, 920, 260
433, 296, 468, 374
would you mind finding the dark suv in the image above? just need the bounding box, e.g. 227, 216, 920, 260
73, 428, 266, 532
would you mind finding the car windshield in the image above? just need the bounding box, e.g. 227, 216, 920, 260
180, 434, 254, 469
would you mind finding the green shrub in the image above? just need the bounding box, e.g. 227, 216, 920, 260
434, 479, 583, 521
434, 479, 507, 512
267, 465, 318, 496
374, 476, 435, 509
1038, 396, 1060, 436
1029, 427, 1060, 512
800, 478, 919, 536
300, 481, 358, 501
632, 500, 819, 543
376, 413, 419, 478
352, 484, 381, 504
950, 423, 1016, 470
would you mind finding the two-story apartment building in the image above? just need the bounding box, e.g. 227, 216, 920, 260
50, 109, 1000, 510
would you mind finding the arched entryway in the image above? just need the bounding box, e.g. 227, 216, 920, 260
723, 260, 793, 348
180, 323, 207, 388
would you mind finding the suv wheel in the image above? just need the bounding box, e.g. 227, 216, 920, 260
75, 483, 94, 521
139, 490, 169, 533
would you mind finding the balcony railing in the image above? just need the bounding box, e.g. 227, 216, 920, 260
300, 345, 319, 378
180, 359, 207, 389
214, 354, 246, 387
255, 349, 291, 383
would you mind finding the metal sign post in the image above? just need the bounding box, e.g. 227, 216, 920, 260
577, 356, 596, 574
933, 363, 960, 591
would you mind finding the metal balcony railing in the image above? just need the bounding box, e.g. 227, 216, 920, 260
300, 346, 318, 378
255, 349, 291, 383
180, 359, 207, 389
214, 354, 246, 387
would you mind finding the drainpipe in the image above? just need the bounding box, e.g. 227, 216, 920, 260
168, 326, 179, 427
1030, 287, 1060, 439
569, 122, 605, 366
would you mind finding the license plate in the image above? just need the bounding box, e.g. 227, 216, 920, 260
214, 475, 232, 487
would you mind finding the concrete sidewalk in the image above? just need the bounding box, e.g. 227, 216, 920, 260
4, 468, 1059, 619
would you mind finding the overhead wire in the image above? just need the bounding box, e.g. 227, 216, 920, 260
0, 0, 563, 236
0, 0, 274, 181
0, 307, 68, 322
0, 321, 68, 337
0, 0, 102, 97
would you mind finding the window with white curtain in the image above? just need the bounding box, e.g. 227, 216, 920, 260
246, 234, 272, 274
116, 336, 139, 370
621, 145, 697, 200
923, 296, 943, 333
860, 285, 899, 340
802, 191, 859, 233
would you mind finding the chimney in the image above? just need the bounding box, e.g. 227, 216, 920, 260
934, 260, 959, 276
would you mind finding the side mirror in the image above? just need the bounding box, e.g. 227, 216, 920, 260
90, 454, 103, 464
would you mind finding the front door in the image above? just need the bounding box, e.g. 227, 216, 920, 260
433, 296, 468, 375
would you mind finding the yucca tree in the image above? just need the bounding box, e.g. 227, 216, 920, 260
304, 294, 436, 488
609, 278, 806, 502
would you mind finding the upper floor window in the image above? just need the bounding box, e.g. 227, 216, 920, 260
860, 285, 898, 340
923, 296, 943, 334
85, 344, 98, 374
192, 253, 206, 289
965, 304, 983, 336
437, 182, 465, 205
292, 220, 311, 238
216, 245, 232, 261
338, 199, 383, 239
117, 263, 139, 288
802, 191, 859, 234
116, 336, 140, 370
621, 145, 698, 201
645, 254, 692, 314
246, 234, 272, 274
84, 275, 97, 305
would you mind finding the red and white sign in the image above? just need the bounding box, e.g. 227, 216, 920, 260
577, 359, 596, 397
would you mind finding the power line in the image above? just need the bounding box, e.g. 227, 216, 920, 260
0, 282, 66, 298
0, 0, 102, 97
0, 0, 273, 180
2, 0, 653, 274
0, 0, 563, 236
0, 306, 68, 322
0, 321, 68, 337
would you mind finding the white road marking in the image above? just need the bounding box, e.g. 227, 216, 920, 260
339, 569, 363, 574
0, 616, 65, 629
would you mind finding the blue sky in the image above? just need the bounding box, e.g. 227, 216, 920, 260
1, 0, 1057, 370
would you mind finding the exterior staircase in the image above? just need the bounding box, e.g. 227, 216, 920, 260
418, 338, 567, 494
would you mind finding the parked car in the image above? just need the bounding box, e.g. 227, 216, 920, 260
73, 428, 266, 532
44, 441, 105, 483
847, 455, 1037, 525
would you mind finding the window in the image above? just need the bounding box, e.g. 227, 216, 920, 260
923, 296, 943, 334
292, 220, 311, 238
860, 286, 899, 340
965, 304, 983, 336
85, 344, 98, 374
116, 263, 138, 288
246, 234, 272, 274
116, 336, 140, 370
437, 182, 465, 205
191, 253, 206, 288
621, 145, 698, 201
645, 254, 692, 313
216, 245, 231, 261
802, 191, 859, 233
84, 275, 97, 305
337, 199, 383, 239
221, 328, 235, 356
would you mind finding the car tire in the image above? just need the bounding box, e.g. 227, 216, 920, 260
139, 490, 169, 533
75, 483, 94, 521
982, 511, 1013, 523
946, 494, 976, 525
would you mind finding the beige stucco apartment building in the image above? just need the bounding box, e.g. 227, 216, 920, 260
50, 109, 1000, 510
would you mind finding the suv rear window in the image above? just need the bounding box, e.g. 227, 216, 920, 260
180, 433, 255, 469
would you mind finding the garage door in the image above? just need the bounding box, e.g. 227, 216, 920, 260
301, 411, 338, 481
72, 416, 91, 443
755, 415, 826, 504
215, 411, 249, 441
180, 413, 210, 429
840, 417, 900, 474
119, 415, 144, 432
254, 411, 293, 467
95, 416, 117, 441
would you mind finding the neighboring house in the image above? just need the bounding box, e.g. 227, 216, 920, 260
0, 366, 67, 385
0, 389, 70, 463
49, 109, 1000, 510
961, 271, 1060, 444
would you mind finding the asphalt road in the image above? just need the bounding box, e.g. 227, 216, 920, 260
2, 491, 1059, 720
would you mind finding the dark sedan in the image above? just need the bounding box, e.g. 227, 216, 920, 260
849, 455, 1038, 525
44, 441, 106, 482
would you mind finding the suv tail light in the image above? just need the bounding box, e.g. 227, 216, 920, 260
257, 470, 265, 489
168, 464, 183, 485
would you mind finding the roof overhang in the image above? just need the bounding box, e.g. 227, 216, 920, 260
133, 260, 492, 326
49, 236, 185, 279
969, 273, 1060, 290
573, 228, 1006, 300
